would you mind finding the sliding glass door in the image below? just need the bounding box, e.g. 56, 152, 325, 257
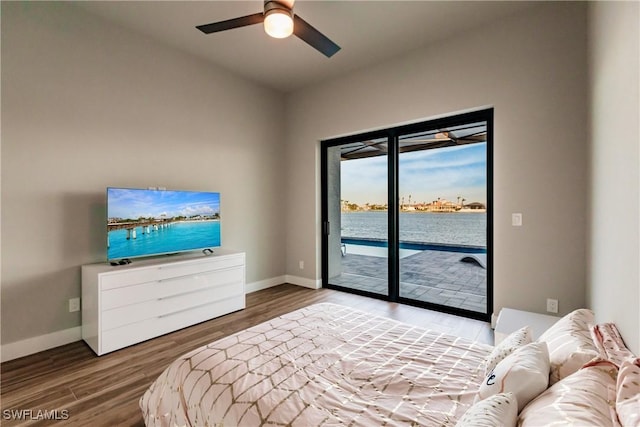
324, 137, 389, 297
322, 109, 492, 321
397, 121, 489, 315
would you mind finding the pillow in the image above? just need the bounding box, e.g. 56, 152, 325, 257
591, 322, 636, 368
456, 392, 517, 427
617, 357, 640, 427
477, 341, 549, 412
518, 361, 619, 426
484, 326, 532, 376
537, 308, 599, 384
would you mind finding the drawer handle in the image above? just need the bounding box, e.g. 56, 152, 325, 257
158, 275, 197, 283
157, 301, 219, 319
157, 287, 206, 301
157, 259, 241, 271
157, 280, 241, 301
156, 266, 241, 283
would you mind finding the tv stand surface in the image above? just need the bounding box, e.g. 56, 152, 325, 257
82, 249, 245, 356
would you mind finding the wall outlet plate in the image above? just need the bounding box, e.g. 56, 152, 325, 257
546, 298, 558, 313
69, 297, 81, 313
512, 213, 523, 226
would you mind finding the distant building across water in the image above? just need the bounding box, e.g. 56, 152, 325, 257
341, 198, 486, 213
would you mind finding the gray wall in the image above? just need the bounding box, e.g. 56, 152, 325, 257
1, 3, 286, 344
587, 1, 640, 354
285, 3, 589, 316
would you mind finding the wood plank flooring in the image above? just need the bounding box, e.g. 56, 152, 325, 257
0, 284, 493, 426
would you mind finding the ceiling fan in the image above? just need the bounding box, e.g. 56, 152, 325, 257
196, 0, 341, 58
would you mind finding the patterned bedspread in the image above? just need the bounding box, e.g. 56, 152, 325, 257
140, 303, 491, 426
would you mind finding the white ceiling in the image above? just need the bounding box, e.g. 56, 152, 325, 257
76, 1, 540, 93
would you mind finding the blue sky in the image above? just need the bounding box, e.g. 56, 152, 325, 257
341, 143, 486, 205
108, 188, 220, 219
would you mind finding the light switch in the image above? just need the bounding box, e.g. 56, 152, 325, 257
512, 213, 523, 226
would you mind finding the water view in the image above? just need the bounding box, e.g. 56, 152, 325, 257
326, 116, 490, 315
108, 220, 221, 259
342, 211, 486, 247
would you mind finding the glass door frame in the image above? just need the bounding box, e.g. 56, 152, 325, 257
321, 108, 493, 322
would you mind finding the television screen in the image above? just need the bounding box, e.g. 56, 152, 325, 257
107, 187, 221, 261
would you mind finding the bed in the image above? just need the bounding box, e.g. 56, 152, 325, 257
140, 303, 491, 426
140, 303, 639, 427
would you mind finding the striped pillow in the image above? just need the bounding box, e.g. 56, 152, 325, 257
456, 392, 517, 427
518, 361, 619, 426
537, 308, 599, 384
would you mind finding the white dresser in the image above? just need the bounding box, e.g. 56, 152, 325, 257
82, 250, 245, 356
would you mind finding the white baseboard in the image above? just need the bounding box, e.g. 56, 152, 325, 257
285, 275, 322, 289
1, 326, 81, 363
1, 277, 321, 362
245, 275, 287, 293
246, 275, 321, 292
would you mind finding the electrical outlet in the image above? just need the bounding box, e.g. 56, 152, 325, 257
299, 260, 304, 270
546, 298, 558, 314
512, 213, 523, 226
69, 297, 81, 313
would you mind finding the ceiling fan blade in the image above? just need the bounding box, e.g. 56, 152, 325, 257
196, 13, 264, 34
293, 15, 340, 58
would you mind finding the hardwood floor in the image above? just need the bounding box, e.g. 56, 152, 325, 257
0, 284, 493, 426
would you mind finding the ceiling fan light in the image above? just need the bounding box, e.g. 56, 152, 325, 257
264, 9, 293, 39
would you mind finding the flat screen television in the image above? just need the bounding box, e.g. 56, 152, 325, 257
107, 187, 221, 261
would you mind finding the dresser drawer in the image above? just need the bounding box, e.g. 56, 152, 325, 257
100, 267, 158, 291
101, 279, 243, 331
101, 266, 244, 310
99, 254, 244, 291
155, 255, 243, 281
100, 295, 245, 354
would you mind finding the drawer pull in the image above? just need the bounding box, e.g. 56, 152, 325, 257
157, 280, 241, 301
158, 259, 242, 272
157, 301, 218, 318
158, 275, 198, 283
157, 266, 241, 283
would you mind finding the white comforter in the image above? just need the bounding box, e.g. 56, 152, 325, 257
140, 303, 491, 426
